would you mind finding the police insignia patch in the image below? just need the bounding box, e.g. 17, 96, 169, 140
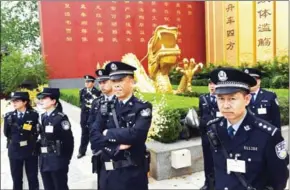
61, 120, 70, 130
275, 140, 287, 159
111, 63, 117, 71
140, 108, 151, 117
218, 70, 228, 81
275, 98, 279, 105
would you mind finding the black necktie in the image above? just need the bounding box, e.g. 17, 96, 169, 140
19, 112, 24, 119
250, 93, 255, 105
119, 101, 124, 108
227, 126, 235, 138
211, 96, 216, 103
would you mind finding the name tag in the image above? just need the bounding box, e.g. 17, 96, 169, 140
41, 147, 48, 153
19, 141, 28, 147
258, 108, 267, 115
227, 159, 246, 173
45, 125, 54, 133
105, 161, 114, 170
23, 124, 32, 131
216, 111, 222, 117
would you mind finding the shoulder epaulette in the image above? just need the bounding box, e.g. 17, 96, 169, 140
57, 112, 65, 117
254, 118, 278, 136
4, 112, 12, 118
207, 117, 222, 126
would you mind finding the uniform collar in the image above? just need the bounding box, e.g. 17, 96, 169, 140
120, 95, 133, 105
17, 109, 26, 117
105, 94, 114, 101
227, 111, 247, 134
46, 107, 56, 116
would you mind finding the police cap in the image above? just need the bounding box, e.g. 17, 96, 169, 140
10, 92, 29, 101
243, 68, 262, 79
84, 75, 95, 82
95, 69, 110, 82
210, 67, 257, 95
105, 61, 136, 80
37, 88, 60, 100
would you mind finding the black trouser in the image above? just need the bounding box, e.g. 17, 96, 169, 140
79, 111, 90, 154
9, 156, 39, 190
41, 166, 69, 190
201, 134, 214, 186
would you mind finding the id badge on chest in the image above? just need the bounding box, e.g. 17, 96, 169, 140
19, 141, 28, 147
258, 108, 267, 115
45, 124, 54, 133
227, 159, 246, 173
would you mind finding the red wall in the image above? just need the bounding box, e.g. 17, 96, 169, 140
39, 1, 205, 79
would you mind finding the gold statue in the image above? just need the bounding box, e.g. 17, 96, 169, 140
175, 58, 203, 94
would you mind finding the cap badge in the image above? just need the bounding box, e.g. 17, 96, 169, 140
244, 69, 249, 74
111, 63, 117, 71
218, 70, 228, 81
98, 70, 103, 76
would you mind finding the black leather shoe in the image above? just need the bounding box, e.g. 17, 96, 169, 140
77, 153, 85, 159
200, 185, 209, 190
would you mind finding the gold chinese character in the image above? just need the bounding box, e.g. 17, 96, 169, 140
97, 37, 104, 42
81, 29, 87, 34
125, 14, 131, 19
126, 30, 132, 35
177, 17, 181, 22
126, 22, 132, 27
96, 5, 102, 10
138, 1, 143, 4
97, 29, 103, 34
112, 30, 118, 35
164, 2, 169, 6
226, 16, 235, 25
64, 12, 71, 17
65, 20, 72, 25
64, 3, 70, 9
139, 8, 144, 12
152, 16, 157, 21
258, 37, 271, 46
112, 38, 118, 43
258, 9, 272, 19
140, 30, 145, 35
140, 38, 145, 43
81, 4, 86, 9
66, 36, 72, 41
138, 15, 144, 20
152, 8, 157, 13
227, 29, 235, 37
125, 7, 130, 11
187, 4, 192, 9
96, 13, 102, 18
151, 1, 156, 5
82, 37, 88, 42
139, 23, 144, 27
111, 22, 118, 27
81, 21, 88, 26
178, 38, 182, 43
226, 4, 235, 12
258, 23, 271, 32
176, 3, 180, 7
152, 23, 157, 28
226, 41, 235, 50
81, 12, 87, 17
188, 11, 192, 15
164, 17, 170, 22
96, 21, 103, 26
65, 28, 72, 34
177, 10, 181, 15
111, 6, 116, 11
111, 14, 117, 19
126, 37, 132, 42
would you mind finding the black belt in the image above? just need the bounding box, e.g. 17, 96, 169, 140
102, 159, 139, 171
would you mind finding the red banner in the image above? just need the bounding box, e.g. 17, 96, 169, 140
39, 1, 205, 79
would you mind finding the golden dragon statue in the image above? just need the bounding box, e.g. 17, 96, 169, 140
98, 25, 203, 94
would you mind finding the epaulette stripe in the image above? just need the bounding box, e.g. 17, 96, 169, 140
272, 128, 277, 136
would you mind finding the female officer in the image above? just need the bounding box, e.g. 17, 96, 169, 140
37, 88, 74, 190
4, 91, 39, 190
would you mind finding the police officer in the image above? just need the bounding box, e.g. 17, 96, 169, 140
87, 69, 114, 128
243, 68, 281, 128
199, 78, 221, 190
206, 67, 289, 190
4, 92, 39, 190
90, 61, 152, 190
78, 75, 101, 159
37, 88, 74, 190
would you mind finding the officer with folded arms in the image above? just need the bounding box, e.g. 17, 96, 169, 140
90, 61, 152, 190
206, 68, 289, 190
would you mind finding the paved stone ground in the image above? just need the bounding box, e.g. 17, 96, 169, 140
1, 100, 289, 189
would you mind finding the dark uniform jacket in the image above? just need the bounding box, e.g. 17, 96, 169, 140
4, 109, 39, 159
39, 109, 74, 172
90, 96, 152, 190
207, 112, 289, 190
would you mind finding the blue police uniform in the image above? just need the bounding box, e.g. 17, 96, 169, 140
206, 68, 289, 190
4, 92, 39, 190
37, 88, 74, 190
243, 68, 281, 128
79, 75, 101, 157
90, 61, 152, 190
199, 92, 220, 189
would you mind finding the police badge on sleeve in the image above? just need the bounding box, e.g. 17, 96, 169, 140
61, 120, 71, 130
140, 108, 151, 117
275, 140, 287, 159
